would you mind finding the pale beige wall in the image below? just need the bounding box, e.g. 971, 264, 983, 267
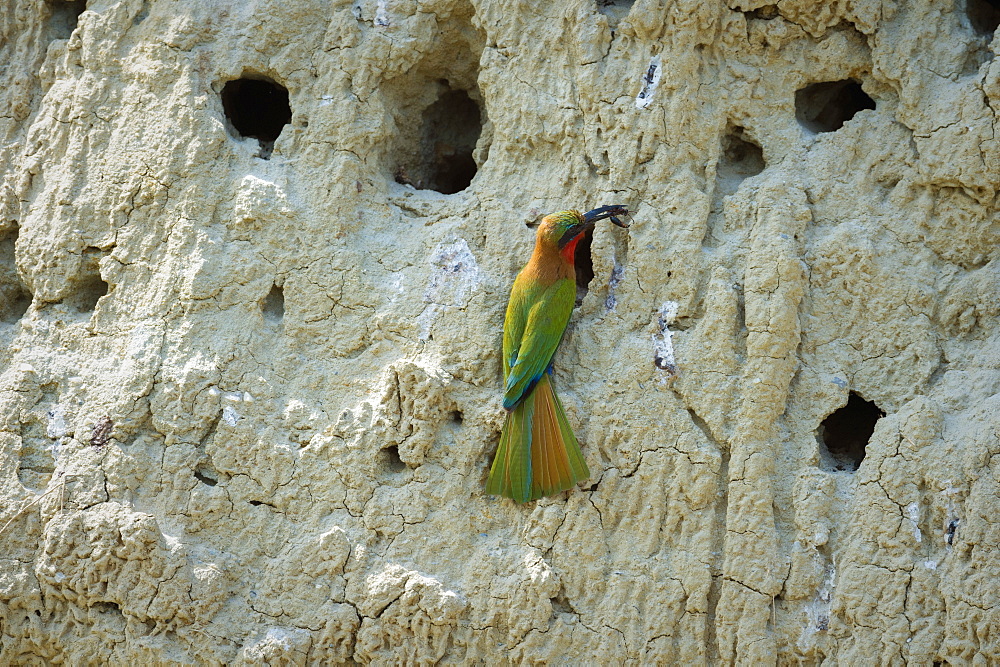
1, 0, 998, 663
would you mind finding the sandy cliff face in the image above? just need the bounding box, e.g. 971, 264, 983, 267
1, 0, 999, 663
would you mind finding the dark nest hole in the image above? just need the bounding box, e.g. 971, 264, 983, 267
47, 0, 86, 40
221, 76, 292, 159
91, 601, 121, 615
795, 79, 875, 133
396, 88, 484, 195
719, 127, 765, 180
380, 445, 407, 474
707, 127, 765, 248
1, 228, 32, 324
64, 274, 108, 313
262, 284, 284, 323
60, 247, 110, 313
574, 230, 595, 305
450, 410, 464, 425
968, 0, 1000, 34
596, 0, 634, 24
746, 4, 779, 20
818, 391, 885, 472
1, 288, 32, 323
248, 500, 276, 509
194, 461, 219, 487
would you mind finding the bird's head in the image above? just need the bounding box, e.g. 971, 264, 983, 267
535, 205, 631, 252
536, 210, 588, 249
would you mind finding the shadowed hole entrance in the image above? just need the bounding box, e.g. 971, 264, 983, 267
47, 0, 85, 40
194, 463, 219, 487
221, 76, 292, 159
68, 275, 108, 312
396, 89, 483, 194
1, 230, 32, 323
248, 500, 276, 509
551, 589, 577, 614
968, 0, 1000, 34
720, 128, 765, 180
818, 391, 884, 472
596, 0, 634, 25
421, 90, 480, 193
746, 4, 779, 19
796, 79, 875, 133
380, 445, 406, 474
573, 230, 595, 305
2, 290, 32, 323
706, 127, 766, 249
263, 284, 284, 323
91, 602, 121, 615
63, 246, 111, 313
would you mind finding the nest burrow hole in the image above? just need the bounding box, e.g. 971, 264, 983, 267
968, 0, 1000, 34
746, 5, 779, 19
596, 0, 634, 24
396, 87, 484, 194
720, 127, 765, 180
69, 275, 109, 312
795, 79, 875, 133
263, 284, 284, 323
65, 248, 109, 313
380, 445, 406, 474
2, 289, 32, 323
47, 0, 85, 40
1, 231, 32, 323
221, 76, 292, 159
818, 391, 885, 472
194, 461, 220, 487
574, 231, 596, 304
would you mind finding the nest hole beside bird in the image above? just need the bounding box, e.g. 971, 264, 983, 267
574, 230, 595, 304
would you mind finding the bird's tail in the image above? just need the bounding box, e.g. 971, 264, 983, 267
486, 374, 590, 502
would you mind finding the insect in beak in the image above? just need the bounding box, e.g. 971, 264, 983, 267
582, 204, 631, 228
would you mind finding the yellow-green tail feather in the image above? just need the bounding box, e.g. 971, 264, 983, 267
486, 374, 589, 502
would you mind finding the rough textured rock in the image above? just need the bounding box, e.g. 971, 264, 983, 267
1, 0, 999, 663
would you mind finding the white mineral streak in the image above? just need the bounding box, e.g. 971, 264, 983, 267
635, 55, 662, 109
221, 406, 240, 426
374, 0, 389, 27
45, 406, 67, 439
906, 502, 923, 543
419, 238, 481, 339
653, 300, 679, 379
605, 261, 624, 310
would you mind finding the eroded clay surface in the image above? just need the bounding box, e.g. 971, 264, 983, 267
1, 0, 998, 663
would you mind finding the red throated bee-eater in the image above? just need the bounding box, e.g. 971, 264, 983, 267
487, 205, 630, 503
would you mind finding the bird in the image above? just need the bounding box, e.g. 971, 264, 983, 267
486, 205, 630, 502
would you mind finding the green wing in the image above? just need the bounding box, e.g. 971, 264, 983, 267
502, 277, 575, 410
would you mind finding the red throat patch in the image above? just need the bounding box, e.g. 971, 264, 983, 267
560, 234, 583, 264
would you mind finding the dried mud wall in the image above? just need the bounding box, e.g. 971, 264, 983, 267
1, 0, 999, 663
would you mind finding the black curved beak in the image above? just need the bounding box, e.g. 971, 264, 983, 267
583, 204, 631, 228
558, 205, 633, 248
